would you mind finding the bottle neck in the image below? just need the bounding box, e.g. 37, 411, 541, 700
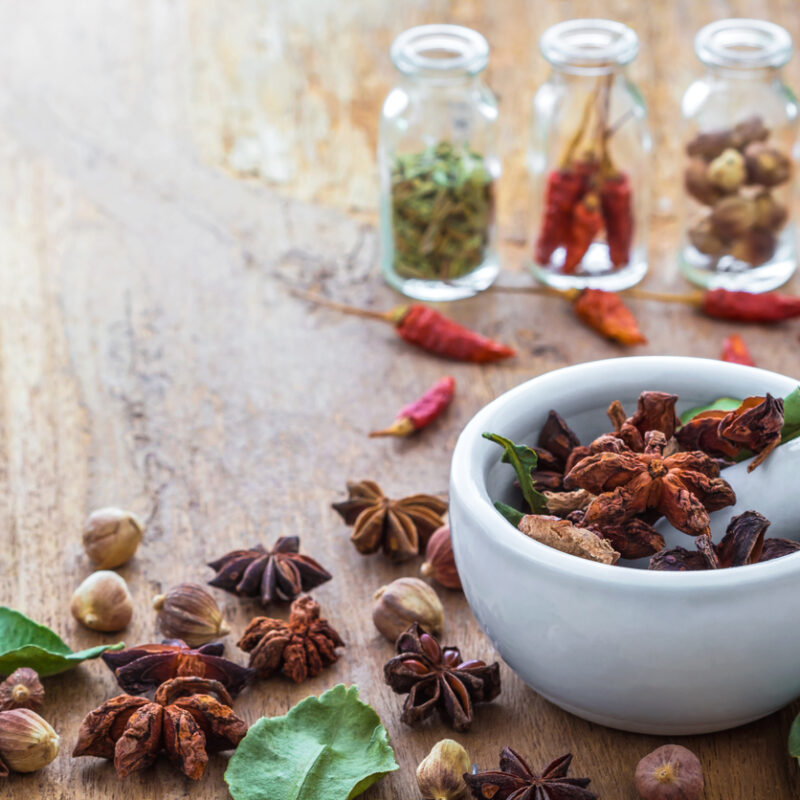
705, 64, 781, 82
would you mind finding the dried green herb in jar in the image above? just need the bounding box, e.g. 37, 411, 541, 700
390, 142, 494, 281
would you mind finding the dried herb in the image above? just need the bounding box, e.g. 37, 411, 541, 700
332, 480, 447, 561
224, 685, 398, 800
391, 142, 494, 281
383, 622, 501, 732
679, 397, 741, 425
101, 639, 255, 696
573, 289, 647, 346
72, 676, 247, 779
0, 607, 123, 677
464, 746, 596, 800
702, 288, 800, 322
483, 433, 548, 514
207, 537, 332, 605
237, 596, 344, 682
0, 669, 44, 712
718, 394, 784, 470
370, 376, 456, 437
518, 514, 619, 564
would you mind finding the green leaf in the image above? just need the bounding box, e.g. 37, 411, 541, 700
789, 711, 800, 762
781, 386, 800, 445
679, 397, 741, 425
224, 684, 398, 800
0, 607, 124, 677
494, 501, 525, 528
482, 432, 548, 513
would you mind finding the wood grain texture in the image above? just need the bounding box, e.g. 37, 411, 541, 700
0, 0, 798, 798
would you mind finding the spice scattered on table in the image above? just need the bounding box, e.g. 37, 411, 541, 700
237, 595, 344, 682
0, 708, 60, 775
573, 289, 647, 345
391, 142, 495, 282
417, 739, 471, 800
153, 583, 230, 647
383, 622, 501, 732
464, 746, 597, 800
207, 537, 332, 605
70, 570, 133, 633
720, 333, 755, 365
370, 376, 456, 437
420, 525, 462, 590
82, 507, 144, 569
332, 479, 447, 561
372, 577, 444, 643
0, 669, 44, 712
701, 288, 800, 322
634, 744, 703, 800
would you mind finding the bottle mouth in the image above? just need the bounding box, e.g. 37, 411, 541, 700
540, 19, 639, 73
695, 19, 792, 70
391, 24, 489, 78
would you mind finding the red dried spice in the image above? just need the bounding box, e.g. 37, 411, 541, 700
573, 289, 647, 346
702, 289, 800, 322
535, 170, 586, 263
721, 334, 755, 366
718, 394, 784, 470
601, 172, 634, 266
563, 193, 604, 273
370, 376, 455, 437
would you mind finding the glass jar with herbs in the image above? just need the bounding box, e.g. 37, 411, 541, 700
680, 19, 798, 292
379, 24, 500, 301
529, 19, 651, 291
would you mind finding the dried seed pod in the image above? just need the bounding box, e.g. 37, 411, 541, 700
731, 115, 769, 149
635, 744, 703, 800
153, 583, 230, 646
420, 526, 461, 591
0, 669, 44, 712
753, 191, 788, 232
0, 709, 59, 773
686, 128, 733, 160
707, 148, 746, 192
744, 142, 791, 186
82, 507, 144, 569
710, 195, 756, 239
687, 218, 726, 256
730, 228, 777, 267
70, 571, 133, 632
416, 739, 470, 800
372, 577, 444, 642
684, 158, 723, 205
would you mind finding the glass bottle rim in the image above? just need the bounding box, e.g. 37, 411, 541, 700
694, 19, 792, 70
390, 24, 489, 78
539, 19, 639, 73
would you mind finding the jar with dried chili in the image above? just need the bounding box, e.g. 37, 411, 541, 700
379, 25, 500, 301
529, 20, 651, 290
680, 19, 797, 292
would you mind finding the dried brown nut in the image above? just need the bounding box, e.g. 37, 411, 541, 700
518, 514, 619, 565
710, 195, 755, 239
373, 577, 444, 642
707, 148, 746, 191
0, 709, 60, 773
635, 744, 703, 800
686, 128, 733, 160
730, 228, 777, 267
731, 115, 769, 149
744, 142, 791, 186
0, 669, 44, 712
753, 191, 788, 231
684, 158, 723, 205
71, 571, 133, 632
153, 583, 230, 646
416, 738, 470, 800
82, 507, 144, 568
688, 218, 726, 256
420, 525, 461, 590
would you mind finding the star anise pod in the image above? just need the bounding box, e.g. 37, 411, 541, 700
566, 430, 735, 537
207, 536, 332, 605
569, 511, 665, 560
607, 391, 679, 452
101, 639, 255, 696
383, 622, 501, 732
73, 676, 247, 779
332, 479, 447, 561
464, 746, 597, 800
718, 394, 784, 470
237, 595, 344, 682
674, 410, 740, 459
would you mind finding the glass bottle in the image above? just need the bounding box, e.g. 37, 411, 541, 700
529, 19, 651, 291
680, 19, 797, 291
379, 24, 500, 302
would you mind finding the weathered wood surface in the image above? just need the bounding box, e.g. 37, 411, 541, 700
0, 0, 798, 798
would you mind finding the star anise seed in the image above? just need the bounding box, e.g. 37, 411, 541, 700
207, 536, 332, 605
607, 392, 679, 452
383, 622, 501, 732
718, 394, 784, 471
332, 480, 447, 561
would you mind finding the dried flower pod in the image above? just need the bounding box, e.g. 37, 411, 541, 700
0, 669, 44, 712
420, 526, 462, 590
753, 191, 788, 231
684, 158, 723, 205
373, 577, 444, 642
153, 583, 230, 646
0, 709, 59, 773
744, 142, 791, 186
710, 195, 756, 239
71, 571, 133, 632
686, 128, 733, 160
417, 739, 470, 800
687, 218, 726, 256
707, 148, 746, 192
518, 515, 620, 565
82, 507, 144, 569
635, 744, 703, 800
730, 228, 777, 267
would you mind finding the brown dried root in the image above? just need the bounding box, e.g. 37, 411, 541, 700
518, 515, 619, 565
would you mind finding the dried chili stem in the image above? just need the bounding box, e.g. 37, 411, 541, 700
491, 284, 705, 307
289, 288, 400, 324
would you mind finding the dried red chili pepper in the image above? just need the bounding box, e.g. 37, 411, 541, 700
721, 334, 755, 366
573, 289, 647, 346
534, 170, 586, 264
702, 289, 800, 322
563, 193, 604, 274
291, 290, 515, 363
600, 173, 633, 266
370, 376, 456, 437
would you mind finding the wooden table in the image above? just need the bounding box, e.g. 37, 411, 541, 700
2, 1, 799, 797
